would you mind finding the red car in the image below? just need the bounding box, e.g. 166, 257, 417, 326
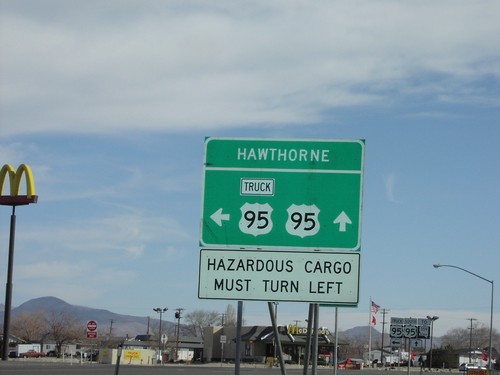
19, 350, 46, 358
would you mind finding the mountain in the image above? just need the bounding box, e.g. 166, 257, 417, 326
2, 297, 443, 347
1, 296, 176, 337
341, 325, 382, 339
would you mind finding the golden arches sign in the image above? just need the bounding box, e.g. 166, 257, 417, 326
0, 164, 38, 206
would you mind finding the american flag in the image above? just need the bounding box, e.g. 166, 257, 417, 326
371, 301, 380, 314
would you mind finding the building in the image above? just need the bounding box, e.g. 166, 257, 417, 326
204, 324, 338, 364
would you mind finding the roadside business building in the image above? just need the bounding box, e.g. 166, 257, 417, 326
204, 324, 337, 364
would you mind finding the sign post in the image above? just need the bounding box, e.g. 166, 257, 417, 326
198, 137, 365, 375
201, 138, 364, 251
86, 320, 98, 339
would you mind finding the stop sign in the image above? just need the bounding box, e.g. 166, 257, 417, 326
87, 320, 97, 332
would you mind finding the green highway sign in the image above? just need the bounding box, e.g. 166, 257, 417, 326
201, 137, 365, 250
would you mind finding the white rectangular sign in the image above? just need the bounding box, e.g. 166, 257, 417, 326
418, 318, 432, 326
404, 318, 418, 325
198, 249, 360, 304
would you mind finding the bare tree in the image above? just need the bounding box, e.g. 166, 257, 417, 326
11, 311, 47, 342
45, 310, 82, 357
184, 310, 220, 339
224, 304, 237, 327
441, 327, 469, 349
441, 323, 499, 352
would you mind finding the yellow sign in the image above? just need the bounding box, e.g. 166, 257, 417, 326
469, 369, 488, 375
0, 164, 38, 206
124, 350, 141, 360
287, 324, 330, 335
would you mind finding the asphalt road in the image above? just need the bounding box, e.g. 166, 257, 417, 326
0, 361, 464, 375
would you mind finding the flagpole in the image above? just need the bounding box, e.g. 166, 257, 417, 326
368, 297, 372, 367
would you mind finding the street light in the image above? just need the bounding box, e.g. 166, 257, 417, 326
426, 315, 439, 370
433, 264, 494, 371
153, 307, 168, 363
174, 308, 184, 361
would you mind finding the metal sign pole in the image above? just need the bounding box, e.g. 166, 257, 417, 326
1, 207, 16, 361
407, 338, 410, 375
268, 302, 287, 375
334, 307, 338, 375
303, 304, 314, 375
234, 301, 243, 375
311, 304, 319, 375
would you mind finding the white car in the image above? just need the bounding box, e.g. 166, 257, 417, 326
459, 363, 486, 371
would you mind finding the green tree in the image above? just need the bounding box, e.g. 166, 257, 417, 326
428, 345, 459, 369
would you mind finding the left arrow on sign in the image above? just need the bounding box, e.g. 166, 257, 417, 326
333, 211, 352, 232
210, 208, 230, 226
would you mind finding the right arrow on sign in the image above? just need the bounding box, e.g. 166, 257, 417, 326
210, 208, 230, 226
334, 211, 352, 232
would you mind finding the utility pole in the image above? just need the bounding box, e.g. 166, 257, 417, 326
109, 319, 114, 337
220, 313, 225, 326
380, 309, 390, 364
467, 318, 477, 363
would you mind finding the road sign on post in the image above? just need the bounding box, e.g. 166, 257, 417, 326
86, 320, 98, 339
201, 138, 365, 250
198, 248, 360, 304
390, 317, 430, 339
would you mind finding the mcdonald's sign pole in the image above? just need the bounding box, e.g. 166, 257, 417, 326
0, 164, 38, 361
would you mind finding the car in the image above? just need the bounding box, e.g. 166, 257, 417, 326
459, 363, 486, 371
84, 351, 99, 361
19, 350, 46, 358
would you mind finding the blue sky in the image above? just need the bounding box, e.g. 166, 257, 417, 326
1, 0, 499, 337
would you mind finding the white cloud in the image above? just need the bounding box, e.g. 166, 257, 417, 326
19, 213, 190, 258
14, 260, 137, 306
1, 1, 499, 136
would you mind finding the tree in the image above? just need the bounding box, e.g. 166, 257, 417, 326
441, 323, 500, 353
427, 345, 459, 369
441, 327, 468, 349
224, 304, 237, 327
11, 311, 47, 342
184, 310, 220, 339
45, 310, 82, 357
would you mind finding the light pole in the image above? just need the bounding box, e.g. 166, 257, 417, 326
433, 264, 494, 371
153, 307, 168, 364
426, 315, 439, 370
174, 308, 184, 361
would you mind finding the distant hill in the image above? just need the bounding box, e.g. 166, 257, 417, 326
0, 296, 176, 337
342, 325, 382, 339
2, 297, 443, 346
